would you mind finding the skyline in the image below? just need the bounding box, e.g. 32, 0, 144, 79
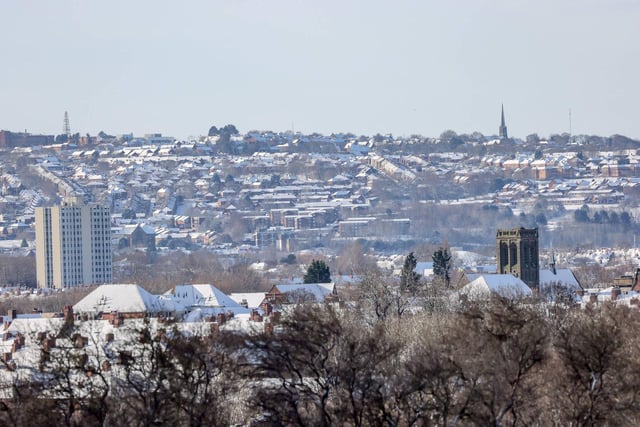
1, 0, 639, 140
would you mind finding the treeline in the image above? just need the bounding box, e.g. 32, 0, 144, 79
243, 301, 640, 426
0, 255, 36, 287
112, 251, 270, 295
574, 207, 633, 227
1, 297, 639, 426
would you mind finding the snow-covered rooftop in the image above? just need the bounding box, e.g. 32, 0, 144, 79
73, 284, 170, 314
461, 274, 532, 300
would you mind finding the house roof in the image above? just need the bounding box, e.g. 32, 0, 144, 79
229, 292, 267, 309
461, 274, 532, 299
164, 284, 250, 314
272, 282, 336, 302
6, 317, 64, 336
73, 284, 169, 314
539, 268, 582, 291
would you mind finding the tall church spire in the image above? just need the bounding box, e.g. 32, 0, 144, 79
499, 104, 508, 141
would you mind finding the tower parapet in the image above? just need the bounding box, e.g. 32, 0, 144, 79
496, 227, 539, 290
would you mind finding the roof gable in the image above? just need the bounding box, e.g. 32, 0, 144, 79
539, 268, 582, 290
462, 274, 532, 299
166, 284, 248, 312
74, 284, 167, 314
274, 283, 336, 302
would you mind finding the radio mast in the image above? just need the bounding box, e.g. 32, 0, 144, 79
63, 111, 71, 138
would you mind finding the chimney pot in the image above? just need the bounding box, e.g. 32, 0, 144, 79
216, 312, 226, 325
612, 286, 621, 301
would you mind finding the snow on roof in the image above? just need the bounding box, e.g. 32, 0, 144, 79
6, 317, 65, 336
612, 291, 640, 306
454, 250, 494, 266
539, 268, 582, 291
229, 292, 267, 309
274, 283, 335, 302
73, 284, 169, 314
165, 284, 250, 314
461, 274, 532, 300
331, 275, 362, 286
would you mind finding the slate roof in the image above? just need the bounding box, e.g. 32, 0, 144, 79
229, 292, 267, 309
164, 284, 249, 314
273, 282, 336, 302
539, 268, 582, 291
73, 284, 169, 314
461, 274, 532, 299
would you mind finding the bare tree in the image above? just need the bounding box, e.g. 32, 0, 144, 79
242, 305, 402, 426
546, 303, 640, 426
357, 269, 408, 321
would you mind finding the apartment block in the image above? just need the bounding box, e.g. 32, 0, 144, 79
35, 195, 112, 289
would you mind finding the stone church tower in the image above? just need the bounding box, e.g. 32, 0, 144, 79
496, 227, 539, 290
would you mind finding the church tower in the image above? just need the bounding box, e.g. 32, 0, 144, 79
499, 104, 508, 141
496, 227, 539, 290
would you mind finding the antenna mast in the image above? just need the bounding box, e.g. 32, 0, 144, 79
63, 111, 71, 138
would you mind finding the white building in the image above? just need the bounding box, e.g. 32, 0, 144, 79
35, 195, 112, 289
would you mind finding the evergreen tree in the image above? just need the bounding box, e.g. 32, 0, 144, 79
303, 259, 331, 283
400, 252, 421, 292
432, 247, 452, 288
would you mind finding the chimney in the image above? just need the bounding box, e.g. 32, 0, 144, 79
111, 312, 123, 327
75, 335, 87, 349
210, 322, 219, 337
43, 337, 56, 351
63, 305, 73, 323
270, 311, 281, 323
8, 309, 16, 320
251, 309, 263, 322
240, 299, 249, 308
264, 322, 273, 336
216, 312, 226, 325
634, 268, 640, 291
11, 334, 24, 353
611, 286, 621, 301
261, 302, 273, 316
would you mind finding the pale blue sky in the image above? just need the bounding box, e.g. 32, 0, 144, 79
1, 0, 639, 139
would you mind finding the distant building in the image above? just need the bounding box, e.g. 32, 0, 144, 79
0, 130, 54, 148
35, 195, 112, 289
114, 223, 155, 250
265, 282, 337, 304
496, 227, 539, 290
499, 104, 508, 141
